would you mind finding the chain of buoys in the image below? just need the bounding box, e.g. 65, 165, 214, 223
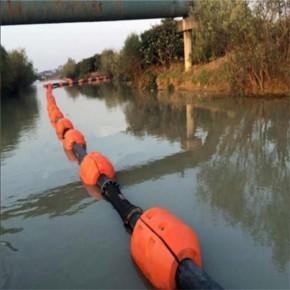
44, 77, 223, 290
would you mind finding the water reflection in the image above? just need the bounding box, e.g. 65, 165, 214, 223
1, 86, 39, 160
1, 181, 95, 221
123, 92, 290, 271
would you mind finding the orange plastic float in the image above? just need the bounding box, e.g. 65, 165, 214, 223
55, 118, 74, 140
49, 108, 64, 123
47, 103, 58, 113
62, 129, 86, 150
80, 152, 115, 185
131, 207, 201, 289
47, 94, 56, 103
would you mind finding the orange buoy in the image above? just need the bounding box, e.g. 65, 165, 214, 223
47, 105, 58, 114
55, 118, 74, 140
47, 95, 56, 104
131, 207, 202, 290
63, 129, 86, 151
49, 108, 64, 124
79, 151, 115, 185
45, 83, 53, 91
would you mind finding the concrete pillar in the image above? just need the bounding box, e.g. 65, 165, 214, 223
183, 29, 192, 72
177, 17, 196, 72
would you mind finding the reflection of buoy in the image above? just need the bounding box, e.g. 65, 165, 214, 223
83, 184, 103, 201
44, 81, 223, 290
63, 148, 78, 162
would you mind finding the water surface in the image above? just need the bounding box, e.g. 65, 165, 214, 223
1, 83, 289, 289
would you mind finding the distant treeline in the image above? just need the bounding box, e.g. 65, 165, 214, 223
60, 18, 182, 82
61, 0, 289, 95
1, 46, 37, 97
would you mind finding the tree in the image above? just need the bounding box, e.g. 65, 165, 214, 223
1, 46, 37, 96
191, 0, 290, 93
119, 33, 142, 81
227, 0, 290, 93
99, 49, 119, 78
61, 58, 78, 79
140, 19, 183, 67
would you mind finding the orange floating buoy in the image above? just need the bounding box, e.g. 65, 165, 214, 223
49, 108, 64, 124
47, 103, 59, 114
47, 99, 55, 106
63, 129, 86, 151
47, 95, 56, 104
131, 207, 202, 290
45, 83, 53, 91
55, 118, 74, 140
80, 151, 115, 185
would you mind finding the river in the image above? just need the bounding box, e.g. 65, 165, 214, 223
1, 82, 289, 289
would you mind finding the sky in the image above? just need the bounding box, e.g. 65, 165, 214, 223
1, 19, 160, 72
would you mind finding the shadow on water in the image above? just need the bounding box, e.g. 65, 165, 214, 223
1, 84, 289, 278
1, 86, 39, 160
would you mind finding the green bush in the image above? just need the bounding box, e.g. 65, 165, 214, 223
191, 0, 290, 93
227, 0, 290, 93
198, 69, 210, 85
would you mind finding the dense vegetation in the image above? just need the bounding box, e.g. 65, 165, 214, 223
61, 0, 289, 95
1, 46, 37, 97
192, 0, 290, 94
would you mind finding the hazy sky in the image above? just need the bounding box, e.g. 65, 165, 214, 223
1, 19, 160, 72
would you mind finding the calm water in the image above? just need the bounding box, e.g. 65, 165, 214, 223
1, 82, 289, 289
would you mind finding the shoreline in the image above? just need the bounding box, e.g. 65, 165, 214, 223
134, 57, 290, 98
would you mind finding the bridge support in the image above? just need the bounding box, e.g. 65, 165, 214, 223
177, 17, 197, 72
184, 29, 193, 72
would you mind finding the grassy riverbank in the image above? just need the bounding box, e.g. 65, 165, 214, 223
136, 56, 289, 97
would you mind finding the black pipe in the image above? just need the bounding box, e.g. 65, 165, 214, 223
72, 143, 87, 163
98, 175, 142, 231
176, 259, 223, 289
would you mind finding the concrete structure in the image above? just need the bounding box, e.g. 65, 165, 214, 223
177, 17, 197, 71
